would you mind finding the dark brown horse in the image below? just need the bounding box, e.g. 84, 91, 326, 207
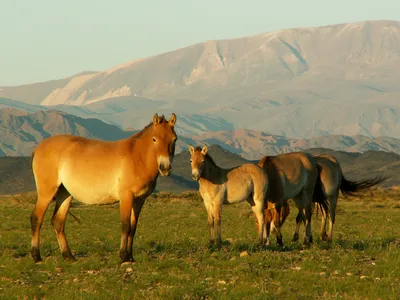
305, 153, 387, 242
257, 152, 318, 246
30, 113, 177, 264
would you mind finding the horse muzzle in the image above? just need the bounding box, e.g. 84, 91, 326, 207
192, 173, 200, 181
159, 164, 172, 176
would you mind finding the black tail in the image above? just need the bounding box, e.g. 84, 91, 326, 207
313, 165, 329, 215
340, 175, 388, 198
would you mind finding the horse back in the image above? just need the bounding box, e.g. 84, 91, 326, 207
223, 163, 268, 203
258, 152, 317, 201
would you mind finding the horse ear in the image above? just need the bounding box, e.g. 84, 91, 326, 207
153, 113, 159, 126
201, 145, 208, 155
168, 113, 177, 126
189, 145, 195, 155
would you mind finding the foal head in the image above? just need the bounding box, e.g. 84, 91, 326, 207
189, 145, 208, 181
151, 113, 177, 176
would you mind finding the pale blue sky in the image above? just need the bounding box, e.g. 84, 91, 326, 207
1, 0, 399, 86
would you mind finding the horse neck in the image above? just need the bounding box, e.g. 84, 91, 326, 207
201, 160, 226, 183
130, 129, 159, 179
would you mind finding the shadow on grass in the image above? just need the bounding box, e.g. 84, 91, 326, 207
335, 236, 398, 251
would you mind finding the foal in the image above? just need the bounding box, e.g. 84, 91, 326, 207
189, 145, 269, 247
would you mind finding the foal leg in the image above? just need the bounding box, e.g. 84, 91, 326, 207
271, 204, 283, 246
293, 191, 313, 245
119, 192, 134, 264
213, 201, 223, 248
203, 199, 215, 245
127, 197, 146, 262
250, 196, 266, 246
31, 186, 59, 263
51, 186, 74, 261
264, 208, 272, 246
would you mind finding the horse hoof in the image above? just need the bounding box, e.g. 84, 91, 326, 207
62, 252, 77, 262
120, 260, 132, 266
292, 234, 299, 242
64, 256, 77, 262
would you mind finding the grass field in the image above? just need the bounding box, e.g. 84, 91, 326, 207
0, 190, 399, 299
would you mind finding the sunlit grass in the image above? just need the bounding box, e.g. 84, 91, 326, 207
0, 189, 399, 299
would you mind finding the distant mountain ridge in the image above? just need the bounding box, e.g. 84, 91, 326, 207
1, 108, 400, 160
1, 20, 400, 139
0, 145, 397, 195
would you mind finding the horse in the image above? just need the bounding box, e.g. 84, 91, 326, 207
253, 200, 290, 242
30, 113, 177, 264
189, 145, 269, 247
256, 152, 318, 246
301, 153, 387, 243
260, 153, 387, 244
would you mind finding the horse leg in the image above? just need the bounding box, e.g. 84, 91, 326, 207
31, 186, 59, 263
326, 192, 338, 243
119, 192, 134, 264
51, 186, 74, 261
292, 210, 304, 242
213, 201, 223, 247
203, 199, 215, 245
126, 197, 146, 262
251, 196, 266, 246
293, 191, 313, 245
265, 208, 272, 246
320, 204, 328, 241
271, 205, 283, 246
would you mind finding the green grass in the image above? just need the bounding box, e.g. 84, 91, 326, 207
0, 190, 399, 299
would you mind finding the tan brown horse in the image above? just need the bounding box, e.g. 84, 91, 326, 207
301, 153, 387, 243
257, 152, 318, 246
30, 113, 177, 264
253, 200, 290, 242
189, 145, 269, 247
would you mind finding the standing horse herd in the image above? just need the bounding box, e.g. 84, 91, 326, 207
29, 113, 386, 265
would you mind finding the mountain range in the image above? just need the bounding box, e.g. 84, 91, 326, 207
1, 144, 397, 195
1, 20, 400, 139
1, 108, 400, 159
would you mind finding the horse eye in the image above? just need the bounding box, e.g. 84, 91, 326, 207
190, 159, 192, 163
152, 137, 156, 143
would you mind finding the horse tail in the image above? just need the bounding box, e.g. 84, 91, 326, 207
339, 175, 387, 198
68, 210, 81, 224
313, 164, 329, 215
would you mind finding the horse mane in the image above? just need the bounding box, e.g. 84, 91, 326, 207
133, 115, 167, 139
259, 156, 274, 170
194, 146, 218, 167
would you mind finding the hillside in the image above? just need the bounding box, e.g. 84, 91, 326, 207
1, 20, 400, 139
0, 145, 397, 195
0, 108, 132, 156
1, 108, 400, 158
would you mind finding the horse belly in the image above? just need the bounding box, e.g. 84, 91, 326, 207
226, 182, 252, 204
59, 167, 119, 205
282, 177, 306, 200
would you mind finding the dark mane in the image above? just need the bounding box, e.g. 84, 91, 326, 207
194, 146, 218, 167
132, 115, 167, 139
